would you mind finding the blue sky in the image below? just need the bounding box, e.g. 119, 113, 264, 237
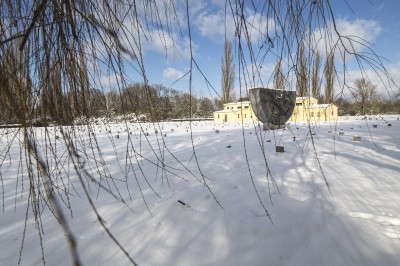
100, 0, 400, 100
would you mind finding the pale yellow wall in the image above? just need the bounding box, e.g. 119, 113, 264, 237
213, 102, 257, 123
289, 97, 319, 122
307, 105, 338, 121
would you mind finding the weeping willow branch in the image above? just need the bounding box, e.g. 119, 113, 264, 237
1, 0, 397, 265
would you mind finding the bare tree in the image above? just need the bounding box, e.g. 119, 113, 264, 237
198, 97, 216, 117
221, 39, 235, 103
296, 43, 309, 97
353, 78, 378, 115
89, 89, 108, 117
0, 42, 34, 124
274, 59, 285, 91
181, 92, 198, 118
105, 89, 121, 116
311, 51, 322, 99
324, 51, 335, 103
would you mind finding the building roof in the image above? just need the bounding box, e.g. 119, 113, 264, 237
213, 109, 237, 114
306, 104, 332, 109
296, 96, 311, 100
223, 101, 250, 105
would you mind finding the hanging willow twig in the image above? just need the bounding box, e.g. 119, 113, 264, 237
0, 1, 397, 265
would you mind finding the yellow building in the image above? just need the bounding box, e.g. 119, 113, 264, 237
213, 101, 257, 123
289, 96, 338, 122
213, 97, 338, 123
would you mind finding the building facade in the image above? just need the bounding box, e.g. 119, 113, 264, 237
213, 97, 338, 123
213, 101, 256, 123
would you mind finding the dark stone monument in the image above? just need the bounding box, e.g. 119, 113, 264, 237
249, 87, 296, 127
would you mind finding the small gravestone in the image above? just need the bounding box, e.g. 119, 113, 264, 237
373, 124, 377, 128
226, 145, 231, 148
55, 135, 60, 140
292, 136, 296, 141
353, 135, 361, 141
155, 130, 158, 134
328, 130, 331, 133
215, 130, 219, 133
171, 129, 174, 132
115, 134, 119, 139
276, 146, 284, 152
163, 133, 167, 137
339, 131, 345, 136
388, 124, 392, 127
266, 140, 271, 142
145, 132, 149, 136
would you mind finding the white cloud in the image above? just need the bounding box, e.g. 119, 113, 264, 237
336, 18, 382, 49
195, 10, 236, 41
245, 13, 277, 45
107, 2, 200, 63
236, 62, 276, 91
194, 7, 277, 48
163, 67, 186, 81
118, 19, 196, 62
211, 0, 226, 8
144, 30, 195, 61
313, 18, 382, 57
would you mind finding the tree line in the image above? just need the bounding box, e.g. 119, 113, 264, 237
0, 79, 219, 125
336, 78, 400, 116
96, 83, 218, 121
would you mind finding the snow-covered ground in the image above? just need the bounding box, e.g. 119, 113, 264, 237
1, 116, 399, 266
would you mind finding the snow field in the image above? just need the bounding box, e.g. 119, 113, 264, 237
0, 116, 399, 265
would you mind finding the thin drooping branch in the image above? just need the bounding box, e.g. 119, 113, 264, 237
1, 1, 397, 265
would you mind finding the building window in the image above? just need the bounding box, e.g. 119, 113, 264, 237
245, 114, 247, 118
244, 106, 249, 109
237, 106, 242, 109
218, 114, 220, 119
317, 112, 320, 117
238, 114, 240, 118
296, 103, 303, 106
310, 112, 314, 117
331, 111, 333, 115
226, 107, 229, 110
